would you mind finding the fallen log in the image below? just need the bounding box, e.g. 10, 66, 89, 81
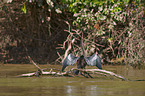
17, 68, 69, 77
17, 72, 35, 77
71, 68, 127, 81
17, 68, 127, 81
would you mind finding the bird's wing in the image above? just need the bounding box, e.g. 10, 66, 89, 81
62, 53, 80, 71
84, 54, 102, 69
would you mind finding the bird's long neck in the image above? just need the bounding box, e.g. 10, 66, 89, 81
81, 35, 86, 57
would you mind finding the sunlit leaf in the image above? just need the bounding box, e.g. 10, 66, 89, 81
98, 6, 103, 11
46, 0, 54, 8
99, 15, 106, 20
56, 8, 62, 13
123, 0, 129, 4
21, 3, 27, 14
107, 38, 113, 43
2, 0, 13, 3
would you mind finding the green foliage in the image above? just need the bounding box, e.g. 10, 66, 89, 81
61, 0, 124, 32
1, 0, 144, 65
59, 0, 144, 65
61, 0, 142, 29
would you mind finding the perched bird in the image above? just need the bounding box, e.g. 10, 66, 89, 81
62, 35, 102, 77
62, 53, 102, 77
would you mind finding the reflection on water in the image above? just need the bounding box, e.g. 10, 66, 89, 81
65, 85, 101, 96
65, 86, 73, 94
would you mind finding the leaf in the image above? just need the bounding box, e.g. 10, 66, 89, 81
94, 20, 100, 30
61, 0, 66, 3
98, 6, 103, 11
107, 38, 113, 43
99, 15, 106, 20
2, 0, 13, 3
21, 3, 27, 14
46, 0, 54, 8
123, 0, 129, 4
55, 8, 62, 13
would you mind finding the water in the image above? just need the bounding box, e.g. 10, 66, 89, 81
0, 64, 145, 96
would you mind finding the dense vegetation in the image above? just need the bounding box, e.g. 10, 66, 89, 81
0, 0, 144, 68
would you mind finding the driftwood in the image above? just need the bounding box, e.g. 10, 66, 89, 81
17, 71, 67, 77
17, 68, 127, 81
71, 68, 127, 81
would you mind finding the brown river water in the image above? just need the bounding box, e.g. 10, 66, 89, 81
0, 64, 145, 96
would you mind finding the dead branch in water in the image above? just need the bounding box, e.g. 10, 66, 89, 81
17, 71, 67, 77
70, 68, 127, 81
17, 68, 127, 81
17, 67, 69, 77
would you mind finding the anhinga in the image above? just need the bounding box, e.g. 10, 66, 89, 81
62, 37, 102, 78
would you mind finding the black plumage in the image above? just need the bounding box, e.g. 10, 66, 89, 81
62, 36, 102, 77
62, 53, 102, 74
62, 53, 80, 72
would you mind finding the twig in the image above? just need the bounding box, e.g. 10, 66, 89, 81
27, 55, 42, 71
